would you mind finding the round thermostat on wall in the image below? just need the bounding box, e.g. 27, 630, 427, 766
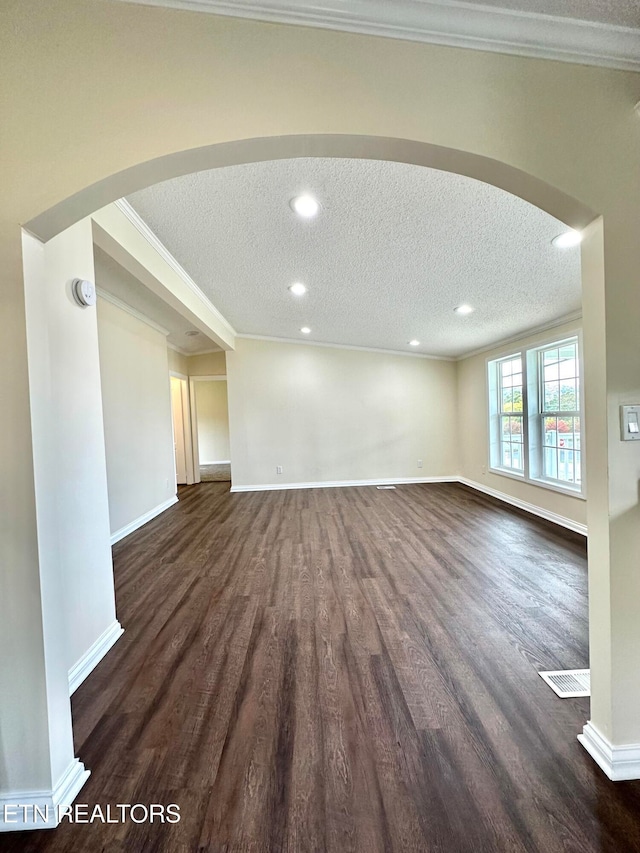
72, 278, 96, 307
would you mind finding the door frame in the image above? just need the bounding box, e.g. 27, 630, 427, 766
170, 371, 197, 485
190, 375, 229, 482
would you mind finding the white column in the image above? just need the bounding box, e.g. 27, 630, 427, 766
0, 219, 119, 831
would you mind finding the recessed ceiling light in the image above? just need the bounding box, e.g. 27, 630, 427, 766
185, 330, 199, 337
289, 282, 307, 296
409, 340, 420, 347
290, 195, 320, 218
454, 304, 474, 315
300, 327, 311, 335
552, 229, 582, 248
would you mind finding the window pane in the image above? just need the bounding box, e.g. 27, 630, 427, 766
559, 379, 576, 411
543, 348, 559, 365
511, 386, 523, 412
559, 355, 577, 379
557, 449, 574, 482
544, 417, 557, 445
544, 382, 559, 411
510, 417, 523, 442
544, 362, 559, 382
501, 443, 510, 468
559, 343, 576, 361
512, 442, 523, 469
502, 388, 513, 411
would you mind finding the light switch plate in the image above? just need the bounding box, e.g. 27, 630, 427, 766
620, 405, 640, 441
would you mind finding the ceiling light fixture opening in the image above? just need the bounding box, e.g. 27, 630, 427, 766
290, 195, 320, 218
289, 282, 307, 296
409, 340, 420, 347
454, 304, 474, 315
300, 327, 311, 335
185, 330, 200, 337
552, 229, 582, 248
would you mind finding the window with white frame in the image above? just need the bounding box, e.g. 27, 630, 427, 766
488, 335, 583, 495
496, 355, 524, 473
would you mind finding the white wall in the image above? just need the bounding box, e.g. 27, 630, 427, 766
226, 338, 458, 487
14, 221, 117, 800
457, 320, 586, 529
195, 381, 230, 463
96, 265, 176, 538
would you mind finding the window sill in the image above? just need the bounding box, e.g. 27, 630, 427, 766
489, 467, 586, 500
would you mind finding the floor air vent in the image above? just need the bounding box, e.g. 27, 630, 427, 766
539, 669, 590, 698
376, 485, 397, 490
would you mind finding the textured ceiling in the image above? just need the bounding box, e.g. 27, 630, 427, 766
127, 158, 581, 359
463, 0, 640, 27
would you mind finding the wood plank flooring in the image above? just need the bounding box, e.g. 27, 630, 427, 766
4, 482, 640, 852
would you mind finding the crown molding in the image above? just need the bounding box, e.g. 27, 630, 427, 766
236, 333, 455, 360
96, 287, 171, 337
456, 310, 583, 361
114, 198, 237, 337
117, 0, 640, 72
167, 341, 191, 355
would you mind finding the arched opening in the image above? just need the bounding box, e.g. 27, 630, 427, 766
13, 134, 610, 840
26, 134, 597, 241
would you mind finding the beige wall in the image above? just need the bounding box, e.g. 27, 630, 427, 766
195, 381, 231, 463
96, 292, 176, 537
188, 351, 226, 376
457, 321, 586, 528
227, 338, 457, 487
2, 0, 640, 800
168, 347, 189, 376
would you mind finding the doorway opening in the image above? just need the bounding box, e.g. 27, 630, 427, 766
191, 375, 231, 483
170, 373, 195, 486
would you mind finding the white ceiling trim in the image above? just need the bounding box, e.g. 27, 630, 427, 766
236, 333, 456, 360
114, 198, 237, 337
118, 0, 640, 71
458, 309, 582, 360
96, 287, 171, 337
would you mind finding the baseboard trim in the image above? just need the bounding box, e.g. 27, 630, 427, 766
200, 460, 231, 465
230, 475, 587, 536
0, 758, 90, 831
578, 722, 640, 781
68, 619, 124, 695
230, 476, 457, 493
110, 495, 178, 545
457, 477, 587, 536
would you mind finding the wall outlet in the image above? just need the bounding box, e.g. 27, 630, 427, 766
276, 465, 283, 475
417, 459, 423, 468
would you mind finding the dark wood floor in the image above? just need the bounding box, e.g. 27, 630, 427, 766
4, 482, 640, 852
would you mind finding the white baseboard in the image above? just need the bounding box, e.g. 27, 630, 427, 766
200, 460, 231, 465
0, 758, 90, 831
578, 722, 640, 781
457, 477, 587, 536
110, 495, 178, 544
68, 619, 124, 695
230, 476, 457, 493
229, 475, 587, 536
